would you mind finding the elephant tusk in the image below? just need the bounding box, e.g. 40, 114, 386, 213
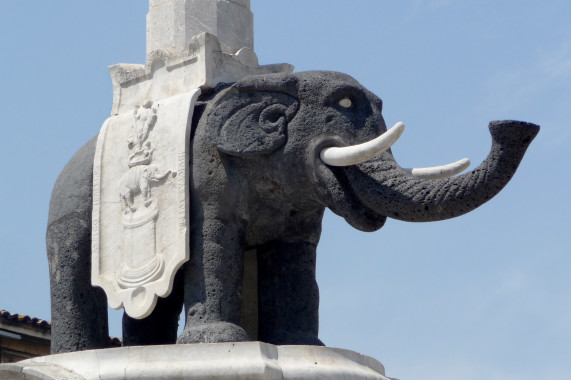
403, 158, 471, 179
320, 122, 405, 166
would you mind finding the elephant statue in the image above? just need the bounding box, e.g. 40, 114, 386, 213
46, 71, 539, 353
119, 165, 172, 213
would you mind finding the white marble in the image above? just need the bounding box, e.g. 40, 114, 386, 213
109, 32, 293, 116
0, 343, 393, 380
147, 0, 253, 55
404, 158, 471, 179
320, 122, 405, 166
92, 89, 200, 319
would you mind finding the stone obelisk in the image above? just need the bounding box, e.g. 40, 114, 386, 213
147, 0, 254, 55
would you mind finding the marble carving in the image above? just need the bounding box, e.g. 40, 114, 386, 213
92, 89, 201, 319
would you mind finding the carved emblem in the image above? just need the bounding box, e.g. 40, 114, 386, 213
116, 102, 175, 290
92, 90, 200, 319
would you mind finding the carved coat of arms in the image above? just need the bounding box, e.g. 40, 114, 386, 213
92, 90, 200, 318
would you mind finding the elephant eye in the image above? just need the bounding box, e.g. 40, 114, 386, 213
339, 97, 353, 108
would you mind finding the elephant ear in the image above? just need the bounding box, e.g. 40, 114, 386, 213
206, 74, 299, 156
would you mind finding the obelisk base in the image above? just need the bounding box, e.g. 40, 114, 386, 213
0, 342, 395, 380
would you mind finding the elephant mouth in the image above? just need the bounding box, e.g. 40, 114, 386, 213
306, 134, 390, 232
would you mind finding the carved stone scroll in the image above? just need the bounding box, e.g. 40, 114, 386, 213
92, 89, 200, 319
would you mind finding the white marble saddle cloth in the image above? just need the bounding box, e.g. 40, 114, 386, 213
92, 89, 201, 319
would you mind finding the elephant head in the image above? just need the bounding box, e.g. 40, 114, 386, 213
173, 71, 539, 346
199, 70, 539, 232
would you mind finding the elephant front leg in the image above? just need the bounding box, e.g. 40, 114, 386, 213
257, 241, 324, 346
177, 218, 250, 344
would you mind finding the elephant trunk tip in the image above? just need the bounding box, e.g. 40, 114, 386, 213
489, 120, 540, 146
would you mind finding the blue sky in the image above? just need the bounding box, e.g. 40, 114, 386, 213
1, 1, 569, 379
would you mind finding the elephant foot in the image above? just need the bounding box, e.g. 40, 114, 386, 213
177, 322, 250, 344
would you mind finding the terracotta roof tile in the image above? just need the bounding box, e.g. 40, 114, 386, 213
1, 309, 122, 346
0, 310, 51, 330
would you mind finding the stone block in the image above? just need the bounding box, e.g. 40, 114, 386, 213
146, 0, 253, 55
109, 32, 293, 116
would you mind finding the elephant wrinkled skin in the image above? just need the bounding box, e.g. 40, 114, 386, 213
47, 71, 539, 353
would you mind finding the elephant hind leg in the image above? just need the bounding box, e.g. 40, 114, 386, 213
120, 191, 137, 213
48, 216, 110, 353
257, 241, 324, 346
47, 135, 110, 353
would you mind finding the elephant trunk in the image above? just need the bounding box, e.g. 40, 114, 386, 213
344, 120, 539, 222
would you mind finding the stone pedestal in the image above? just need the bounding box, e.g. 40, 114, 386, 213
0, 342, 394, 380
